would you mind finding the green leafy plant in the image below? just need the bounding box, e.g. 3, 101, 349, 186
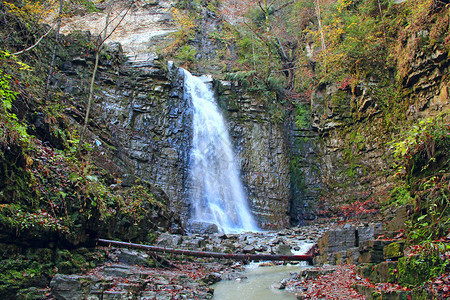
0, 68, 30, 145
388, 184, 414, 206
175, 44, 197, 65
390, 114, 449, 179
398, 242, 449, 287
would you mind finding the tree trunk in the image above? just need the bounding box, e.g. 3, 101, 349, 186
78, 4, 112, 152
315, 0, 326, 51
377, 0, 387, 42
98, 238, 317, 264
45, 0, 64, 92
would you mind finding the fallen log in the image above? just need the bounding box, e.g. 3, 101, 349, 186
97, 238, 317, 264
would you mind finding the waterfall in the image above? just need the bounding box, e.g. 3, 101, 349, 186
182, 68, 258, 233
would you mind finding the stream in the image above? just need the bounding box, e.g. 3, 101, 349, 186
212, 263, 305, 300
212, 243, 314, 299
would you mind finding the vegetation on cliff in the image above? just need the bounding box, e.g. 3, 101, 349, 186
170, 0, 449, 291
0, 1, 176, 296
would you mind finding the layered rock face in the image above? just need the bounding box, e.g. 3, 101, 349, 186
291, 41, 449, 218
62, 50, 292, 229
217, 83, 291, 228
98, 58, 193, 219
54, 0, 293, 229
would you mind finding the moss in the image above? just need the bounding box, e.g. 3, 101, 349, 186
407, 288, 431, 300
383, 241, 405, 260
398, 252, 448, 287
0, 256, 51, 298
16, 287, 48, 300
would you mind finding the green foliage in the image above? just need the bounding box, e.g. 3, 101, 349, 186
306, 0, 394, 83
390, 114, 449, 179
294, 103, 311, 129
0, 69, 17, 111
0, 204, 70, 234
165, 6, 199, 68
406, 174, 450, 244
176, 0, 202, 10
175, 44, 197, 65
388, 184, 413, 206
389, 113, 450, 244
69, 0, 98, 13
398, 243, 449, 287
0, 65, 31, 145
119, 184, 165, 224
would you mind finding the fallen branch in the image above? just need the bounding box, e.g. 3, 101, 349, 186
97, 238, 316, 264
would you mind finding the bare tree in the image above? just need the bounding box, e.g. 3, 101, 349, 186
46, 0, 64, 92
315, 0, 326, 52
78, 1, 134, 152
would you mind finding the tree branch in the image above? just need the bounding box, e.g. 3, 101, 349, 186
97, 1, 134, 48
13, 23, 56, 56
46, 0, 64, 92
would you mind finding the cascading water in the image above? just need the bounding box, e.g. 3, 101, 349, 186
182, 68, 258, 233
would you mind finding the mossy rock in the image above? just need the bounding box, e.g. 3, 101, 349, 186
16, 287, 48, 300
56, 261, 74, 274
398, 253, 448, 287
25, 248, 53, 263
357, 261, 398, 284
383, 241, 405, 260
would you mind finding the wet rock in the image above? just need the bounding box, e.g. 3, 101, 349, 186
102, 290, 130, 299
276, 244, 293, 256
189, 221, 219, 234
182, 236, 206, 250
201, 273, 222, 285
243, 245, 256, 254
156, 233, 183, 248
300, 267, 337, 280
102, 264, 136, 278
217, 233, 228, 239
118, 249, 151, 266
50, 274, 91, 300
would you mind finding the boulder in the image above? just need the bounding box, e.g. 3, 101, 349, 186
156, 233, 183, 248
383, 241, 405, 260
189, 222, 219, 234
276, 243, 293, 256
243, 245, 256, 254
50, 274, 91, 300
118, 249, 151, 266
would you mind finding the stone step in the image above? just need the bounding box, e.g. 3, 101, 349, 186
354, 283, 409, 300
357, 261, 398, 283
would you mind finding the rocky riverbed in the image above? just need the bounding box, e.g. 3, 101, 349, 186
26, 221, 450, 300
47, 225, 330, 299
